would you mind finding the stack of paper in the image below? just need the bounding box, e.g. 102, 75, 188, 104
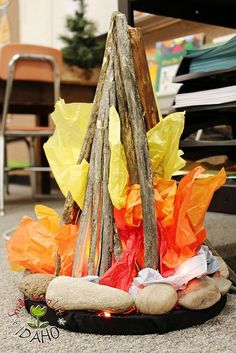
173, 85, 236, 108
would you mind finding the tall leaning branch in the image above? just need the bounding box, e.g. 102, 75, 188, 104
61, 13, 117, 226
115, 13, 158, 269
129, 27, 160, 130
113, 30, 138, 185
88, 55, 115, 275
98, 70, 116, 276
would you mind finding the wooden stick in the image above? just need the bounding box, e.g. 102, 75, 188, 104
54, 253, 61, 276
61, 13, 117, 226
88, 51, 116, 275
98, 70, 116, 276
113, 31, 138, 185
113, 220, 123, 261
115, 13, 158, 269
86, 52, 115, 275
72, 146, 95, 277
129, 27, 160, 130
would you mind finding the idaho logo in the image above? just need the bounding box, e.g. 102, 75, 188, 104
27, 305, 49, 329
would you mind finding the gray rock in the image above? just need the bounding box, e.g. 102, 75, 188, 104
19, 273, 55, 300
178, 276, 221, 310
215, 256, 229, 278
211, 273, 232, 295
46, 276, 134, 313
135, 284, 177, 315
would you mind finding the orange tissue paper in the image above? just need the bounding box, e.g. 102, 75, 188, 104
7, 205, 78, 275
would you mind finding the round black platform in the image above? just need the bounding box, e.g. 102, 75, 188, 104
24, 295, 227, 335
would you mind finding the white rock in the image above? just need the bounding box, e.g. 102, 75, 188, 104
178, 276, 221, 310
135, 284, 177, 315
215, 256, 229, 278
46, 276, 134, 313
211, 274, 232, 295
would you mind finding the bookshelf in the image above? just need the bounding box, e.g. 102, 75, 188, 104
118, 0, 236, 214
118, 0, 236, 29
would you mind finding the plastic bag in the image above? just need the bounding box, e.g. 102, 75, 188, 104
44, 99, 92, 208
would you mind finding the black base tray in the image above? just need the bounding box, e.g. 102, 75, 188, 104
24, 295, 227, 335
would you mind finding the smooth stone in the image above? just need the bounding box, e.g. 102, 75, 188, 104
19, 273, 55, 300
46, 276, 134, 313
212, 273, 232, 295
135, 284, 177, 315
178, 276, 221, 310
216, 256, 229, 278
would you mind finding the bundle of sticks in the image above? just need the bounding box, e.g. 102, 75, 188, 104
59, 12, 160, 278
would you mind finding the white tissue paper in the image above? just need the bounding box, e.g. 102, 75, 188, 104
129, 245, 219, 299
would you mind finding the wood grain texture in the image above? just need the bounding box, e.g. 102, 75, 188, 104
129, 27, 160, 130
115, 13, 158, 269
113, 31, 138, 184
61, 14, 116, 226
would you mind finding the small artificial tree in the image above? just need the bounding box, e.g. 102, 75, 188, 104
60, 0, 104, 69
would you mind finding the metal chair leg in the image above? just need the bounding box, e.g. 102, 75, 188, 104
0, 56, 15, 216
0, 133, 5, 215
2, 226, 16, 240
4, 140, 10, 195
29, 137, 37, 199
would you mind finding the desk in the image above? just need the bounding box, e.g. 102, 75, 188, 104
0, 76, 97, 193
0, 78, 96, 114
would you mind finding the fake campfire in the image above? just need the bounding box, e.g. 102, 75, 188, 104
7, 12, 232, 335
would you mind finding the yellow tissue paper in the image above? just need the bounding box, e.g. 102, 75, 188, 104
44, 99, 92, 209
62, 159, 89, 209
108, 108, 186, 209
147, 111, 186, 179
108, 106, 129, 209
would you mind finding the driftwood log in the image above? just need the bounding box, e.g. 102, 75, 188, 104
113, 30, 138, 185
61, 14, 116, 226
129, 27, 160, 130
115, 13, 158, 269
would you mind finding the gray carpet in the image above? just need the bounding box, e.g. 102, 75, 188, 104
0, 185, 236, 353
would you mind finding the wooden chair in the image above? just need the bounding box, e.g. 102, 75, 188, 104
0, 43, 62, 215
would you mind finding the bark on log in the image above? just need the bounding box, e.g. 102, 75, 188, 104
87, 61, 113, 275
115, 13, 158, 269
72, 146, 95, 277
129, 27, 160, 130
54, 253, 61, 277
113, 220, 122, 261
113, 34, 138, 185
73, 51, 115, 276
61, 14, 117, 226
98, 75, 116, 276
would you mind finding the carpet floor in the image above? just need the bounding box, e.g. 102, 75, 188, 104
0, 185, 236, 353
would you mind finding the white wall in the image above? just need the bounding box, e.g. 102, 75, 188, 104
19, 0, 53, 46
19, 0, 118, 48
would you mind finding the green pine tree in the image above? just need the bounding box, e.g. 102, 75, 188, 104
60, 0, 104, 69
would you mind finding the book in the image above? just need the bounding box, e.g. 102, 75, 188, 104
155, 33, 205, 93
176, 35, 236, 77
